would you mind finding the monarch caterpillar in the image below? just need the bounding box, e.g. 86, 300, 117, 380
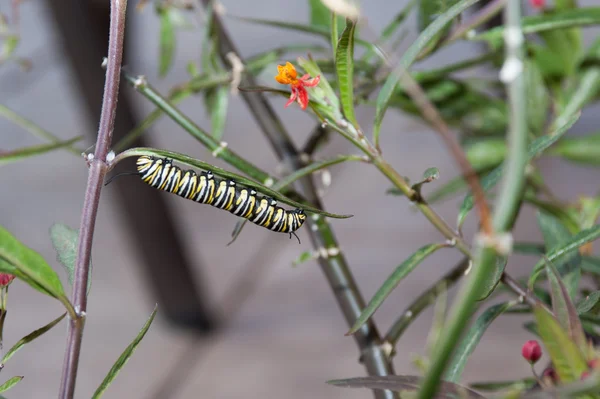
136, 156, 306, 242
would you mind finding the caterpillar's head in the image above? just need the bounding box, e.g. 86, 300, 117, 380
295, 209, 306, 224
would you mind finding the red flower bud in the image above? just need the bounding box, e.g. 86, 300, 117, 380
0, 273, 15, 287
522, 340, 542, 364
543, 367, 558, 382
582, 371, 591, 380
589, 358, 600, 369
530, 0, 545, 8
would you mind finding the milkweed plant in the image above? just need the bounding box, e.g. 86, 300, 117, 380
2, 0, 600, 398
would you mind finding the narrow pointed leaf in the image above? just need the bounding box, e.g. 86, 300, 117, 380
0, 225, 66, 301
469, 378, 536, 392
445, 301, 515, 383
2, 313, 66, 364
517, 372, 600, 399
533, 305, 588, 382
91, 305, 158, 399
577, 291, 600, 315
231, 16, 378, 53
0, 137, 82, 166
347, 244, 444, 334
293, 250, 317, 266
534, 210, 582, 296
327, 375, 485, 398
50, 223, 92, 294
158, 6, 175, 77
372, 0, 481, 145
335, 19, 358, 127
0, 376, 23, 393
116, 148, 353, 219
473, 7, 600, 46
544, 258, 587, 351
458, 113, 579, 227
529, 224, 600, 287
549, 132, 600, 166
204, 85, 229, 140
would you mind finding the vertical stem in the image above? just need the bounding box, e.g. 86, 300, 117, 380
58, 1, 127, 398
492, 0, 526, 232
416, 1, 526, 398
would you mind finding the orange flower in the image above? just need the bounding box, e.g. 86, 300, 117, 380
275, 62, 320, 110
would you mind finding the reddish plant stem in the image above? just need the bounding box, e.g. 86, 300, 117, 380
58, 1, 127, 398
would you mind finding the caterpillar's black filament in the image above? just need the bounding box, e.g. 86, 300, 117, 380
136, 156, 306, 241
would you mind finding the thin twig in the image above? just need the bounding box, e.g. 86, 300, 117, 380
58, 1, 127, 398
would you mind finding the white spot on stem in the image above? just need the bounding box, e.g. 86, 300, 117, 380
499, 58, 523, 83
212, 141, 228, 157
226, 52, 244, 95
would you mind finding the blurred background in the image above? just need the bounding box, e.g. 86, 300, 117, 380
1, 0, 599, 398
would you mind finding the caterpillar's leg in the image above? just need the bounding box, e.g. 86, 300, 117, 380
290, 231, 301, 244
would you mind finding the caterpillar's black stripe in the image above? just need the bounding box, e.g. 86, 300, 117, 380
136, 156, 307, 237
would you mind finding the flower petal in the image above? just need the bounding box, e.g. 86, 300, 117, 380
285, 62, 297, 79
302, 75, 321, 87
285, 87, 298, 108
275, 75, 291, 85
297, 87, 309, 110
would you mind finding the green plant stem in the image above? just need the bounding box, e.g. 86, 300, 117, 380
417, 1, 527, 397
445, 0, 507, 45
0, 104, 82, 155
59, 1, 127, 398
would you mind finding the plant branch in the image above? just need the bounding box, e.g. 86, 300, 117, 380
58, 1, 127, 398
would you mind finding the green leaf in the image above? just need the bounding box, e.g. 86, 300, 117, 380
419, 0, 460, 31
204, 85, 229, 140
476, 256, 506, 301
469, 378, 536, 392
91, 305, 158, 399
533, 305, 588, 382
327, 375, 485, 398
576, 291, 600, 315
524, 60, 550, 135
0, 376, 23, 394
473, 8, 600, 46
549, 132, 600, 166
457, 113, 579, 227
372, 0, 482, 145
49, 223, 92, 294
528, 212, 593, 290
309, 0, 345, 38
292, 250, 317, 266
530, 225, 600, 286
0, 225, 67, 302
158, 6, 176, 77
445, 301, 515, 383
2, 313, 66, 365
544, 257, 587, 352
518, 373, 600, 399
465, 139, 507, 170
335, 19, 358, 127
422, 167, 439, 182
0, 137, 82, 166
116, 147, 353, 219
347, 244, 444, 334
309, 0, 331, 27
